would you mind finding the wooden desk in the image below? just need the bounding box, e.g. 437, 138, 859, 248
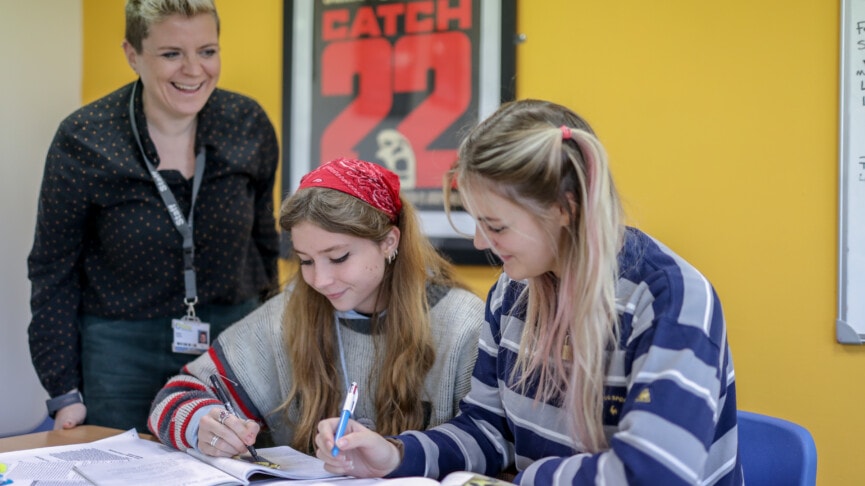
0, 426, 155, 453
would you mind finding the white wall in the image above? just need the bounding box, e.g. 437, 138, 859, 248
0, 0, 82, 436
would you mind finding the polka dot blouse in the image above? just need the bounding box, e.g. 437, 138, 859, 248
27, 81, 280, 397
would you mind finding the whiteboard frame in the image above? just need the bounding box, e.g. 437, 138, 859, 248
837, 0, 865, 344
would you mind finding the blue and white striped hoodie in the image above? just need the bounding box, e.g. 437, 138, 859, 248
389, 227, 743, 485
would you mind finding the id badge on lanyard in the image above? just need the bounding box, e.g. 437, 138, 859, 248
129, 81, 211, 355
172, 317, 211, 355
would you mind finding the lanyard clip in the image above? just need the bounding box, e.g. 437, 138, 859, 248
184, 296, 199, 320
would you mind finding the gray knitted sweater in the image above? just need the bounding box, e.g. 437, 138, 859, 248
148, 284, 484, 451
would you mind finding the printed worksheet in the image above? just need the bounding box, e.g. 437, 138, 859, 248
0, 429, 183, 485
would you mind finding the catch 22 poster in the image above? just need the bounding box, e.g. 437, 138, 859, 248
310, 0, 479, 210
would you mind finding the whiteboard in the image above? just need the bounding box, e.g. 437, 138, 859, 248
838, 0, 865, 343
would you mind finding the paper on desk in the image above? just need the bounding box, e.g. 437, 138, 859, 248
0, 429, 498, 486
74, 454, 241, 486
0, 429, 186, 485
187, 444, 339, 481
75, 436, 342, 485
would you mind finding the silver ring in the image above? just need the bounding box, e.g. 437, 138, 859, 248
218, 409, 230, 426
209, 434, 220, 448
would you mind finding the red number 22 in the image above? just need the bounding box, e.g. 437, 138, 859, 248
319, 32, 471, 188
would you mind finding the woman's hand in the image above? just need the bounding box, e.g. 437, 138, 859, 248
53, 403, 86, 430
313, 417, 402, 477
197, 408, 261, 457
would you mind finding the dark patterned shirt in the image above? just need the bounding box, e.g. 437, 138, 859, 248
27, 80, 280, 397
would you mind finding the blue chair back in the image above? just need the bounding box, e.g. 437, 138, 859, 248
0, 414, 52, 439
737, 410, 817, 486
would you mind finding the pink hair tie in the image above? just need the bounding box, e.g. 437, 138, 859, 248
560, 125, 571, 140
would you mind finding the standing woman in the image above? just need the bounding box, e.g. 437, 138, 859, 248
148, 158, 484, 457
314, 100, 743, 485
27, 0, 279, 433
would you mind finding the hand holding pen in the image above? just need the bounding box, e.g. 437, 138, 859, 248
331, 382, 359, 456
207, 374, 276, 467
313, 392, 404, 478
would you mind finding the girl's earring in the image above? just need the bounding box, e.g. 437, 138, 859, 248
386, 249, 398, 264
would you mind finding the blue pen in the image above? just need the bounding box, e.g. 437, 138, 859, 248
331, 382, 359, 456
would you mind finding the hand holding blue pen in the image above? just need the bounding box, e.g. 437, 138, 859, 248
331, 382, 359, 456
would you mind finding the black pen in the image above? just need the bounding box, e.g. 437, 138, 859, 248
209, 374, 269, 465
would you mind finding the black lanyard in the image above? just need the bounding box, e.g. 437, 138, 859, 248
128, 81, 205, 317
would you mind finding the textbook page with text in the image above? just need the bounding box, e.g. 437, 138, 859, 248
0, 428, 339, 486
72, 435, 341, 485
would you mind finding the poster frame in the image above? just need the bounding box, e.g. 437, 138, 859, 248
281, 0, 516, 264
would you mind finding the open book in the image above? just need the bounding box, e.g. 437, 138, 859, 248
0, 429, 339, 486
0, 429, 514, 486
71, 432, 340, 485
305, 472, 516, 485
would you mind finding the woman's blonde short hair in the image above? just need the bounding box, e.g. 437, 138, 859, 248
125, 0, 219, 52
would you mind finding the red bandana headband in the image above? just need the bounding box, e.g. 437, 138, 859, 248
298, 158, 402, 223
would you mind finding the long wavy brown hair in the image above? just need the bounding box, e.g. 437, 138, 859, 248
276, 187, 465, 452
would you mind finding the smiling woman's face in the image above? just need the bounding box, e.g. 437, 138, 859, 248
124, 13, 220, 122
467, 186, 566, 281
291, 221, 399, 314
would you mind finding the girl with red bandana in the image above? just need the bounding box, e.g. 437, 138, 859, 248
148, 158, 485, 457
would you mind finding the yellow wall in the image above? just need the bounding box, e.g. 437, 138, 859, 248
81, 1, 862, 483
521, 2, 858, 484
